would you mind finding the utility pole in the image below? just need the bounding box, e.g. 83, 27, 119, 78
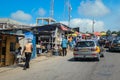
68, 0, 72, 27
50, 0, 54, 48
50, 0, 54, 18
92, 18, 95, 33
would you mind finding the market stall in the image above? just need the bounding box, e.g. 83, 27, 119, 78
0, 34, 21, 66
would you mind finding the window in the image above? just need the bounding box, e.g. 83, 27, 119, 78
10, 42, 15, 51
76, 41, 95, 47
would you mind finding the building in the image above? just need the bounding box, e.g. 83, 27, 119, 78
0, 33, 23, 66
0, 18, 29, 29
36, 17, 56, 26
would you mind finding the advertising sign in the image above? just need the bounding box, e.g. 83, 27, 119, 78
25, 32, 33, 40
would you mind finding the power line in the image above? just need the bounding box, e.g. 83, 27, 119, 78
92, 18, 95, 33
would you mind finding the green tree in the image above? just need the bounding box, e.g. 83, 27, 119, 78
101, 31, 105, 33
112, 31, 117, 34
86, 31, 89, 34
106, 30, 112, 36
117, 31, 120, 36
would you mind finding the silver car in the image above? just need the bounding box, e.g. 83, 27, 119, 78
109, 39, 120, 51
73, 40, 104, 61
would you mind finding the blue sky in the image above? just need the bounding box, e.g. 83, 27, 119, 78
0, 0, 120, 32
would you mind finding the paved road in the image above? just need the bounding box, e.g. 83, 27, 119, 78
0, 50, 120, 80
91, 50, 120, 80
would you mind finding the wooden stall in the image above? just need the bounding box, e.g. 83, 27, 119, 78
0, 34, 20, 66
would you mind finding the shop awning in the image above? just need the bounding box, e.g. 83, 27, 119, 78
60, 25, 68, 31
101, 32, 106, 36
94, 32, 101, 36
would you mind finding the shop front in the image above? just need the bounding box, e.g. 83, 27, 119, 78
34, 23, 68, 56
0, 34, 21, 66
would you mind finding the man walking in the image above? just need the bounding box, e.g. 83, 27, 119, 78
22, 39, 33, 70
61, 36, 68, 56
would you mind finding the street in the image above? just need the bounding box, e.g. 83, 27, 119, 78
0, 50, 120, 80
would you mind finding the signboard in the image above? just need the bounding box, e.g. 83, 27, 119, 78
25, 32, 33, 40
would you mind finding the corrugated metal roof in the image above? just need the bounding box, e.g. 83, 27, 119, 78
0, 18, 23, 25
0, 18, 31, 29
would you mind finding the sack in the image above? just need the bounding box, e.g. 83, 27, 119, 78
16, 55, 22, 58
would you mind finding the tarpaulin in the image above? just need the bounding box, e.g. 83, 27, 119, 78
94, 32, 101, 36
60, 25, 68, 31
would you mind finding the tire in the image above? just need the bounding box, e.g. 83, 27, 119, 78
108, 48, 111, 51
109, 48, 114, 52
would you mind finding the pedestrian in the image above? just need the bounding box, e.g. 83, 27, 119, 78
22, 39, 33, 70
14, 47, 22, 65
61, 36, 68, 56
68, 36, 73, 50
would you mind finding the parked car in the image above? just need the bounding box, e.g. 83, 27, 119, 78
109, 39, 120, 51
117, 36, 120, 40
73, 40, 104, 61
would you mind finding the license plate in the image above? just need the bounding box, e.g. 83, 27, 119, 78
80, 48, 88, 52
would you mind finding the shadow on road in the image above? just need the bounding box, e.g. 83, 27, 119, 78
68, 58, 98, 62
106, 49, 120, 53
17, 64, 24, 67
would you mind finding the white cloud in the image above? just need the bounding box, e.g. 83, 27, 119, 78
38, 8, 46, 16
60, 21, 68, 26
60, 18, 105, 33
29, 23, 37, 26
11, 10, 32, 21
78, 0, 110, 17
